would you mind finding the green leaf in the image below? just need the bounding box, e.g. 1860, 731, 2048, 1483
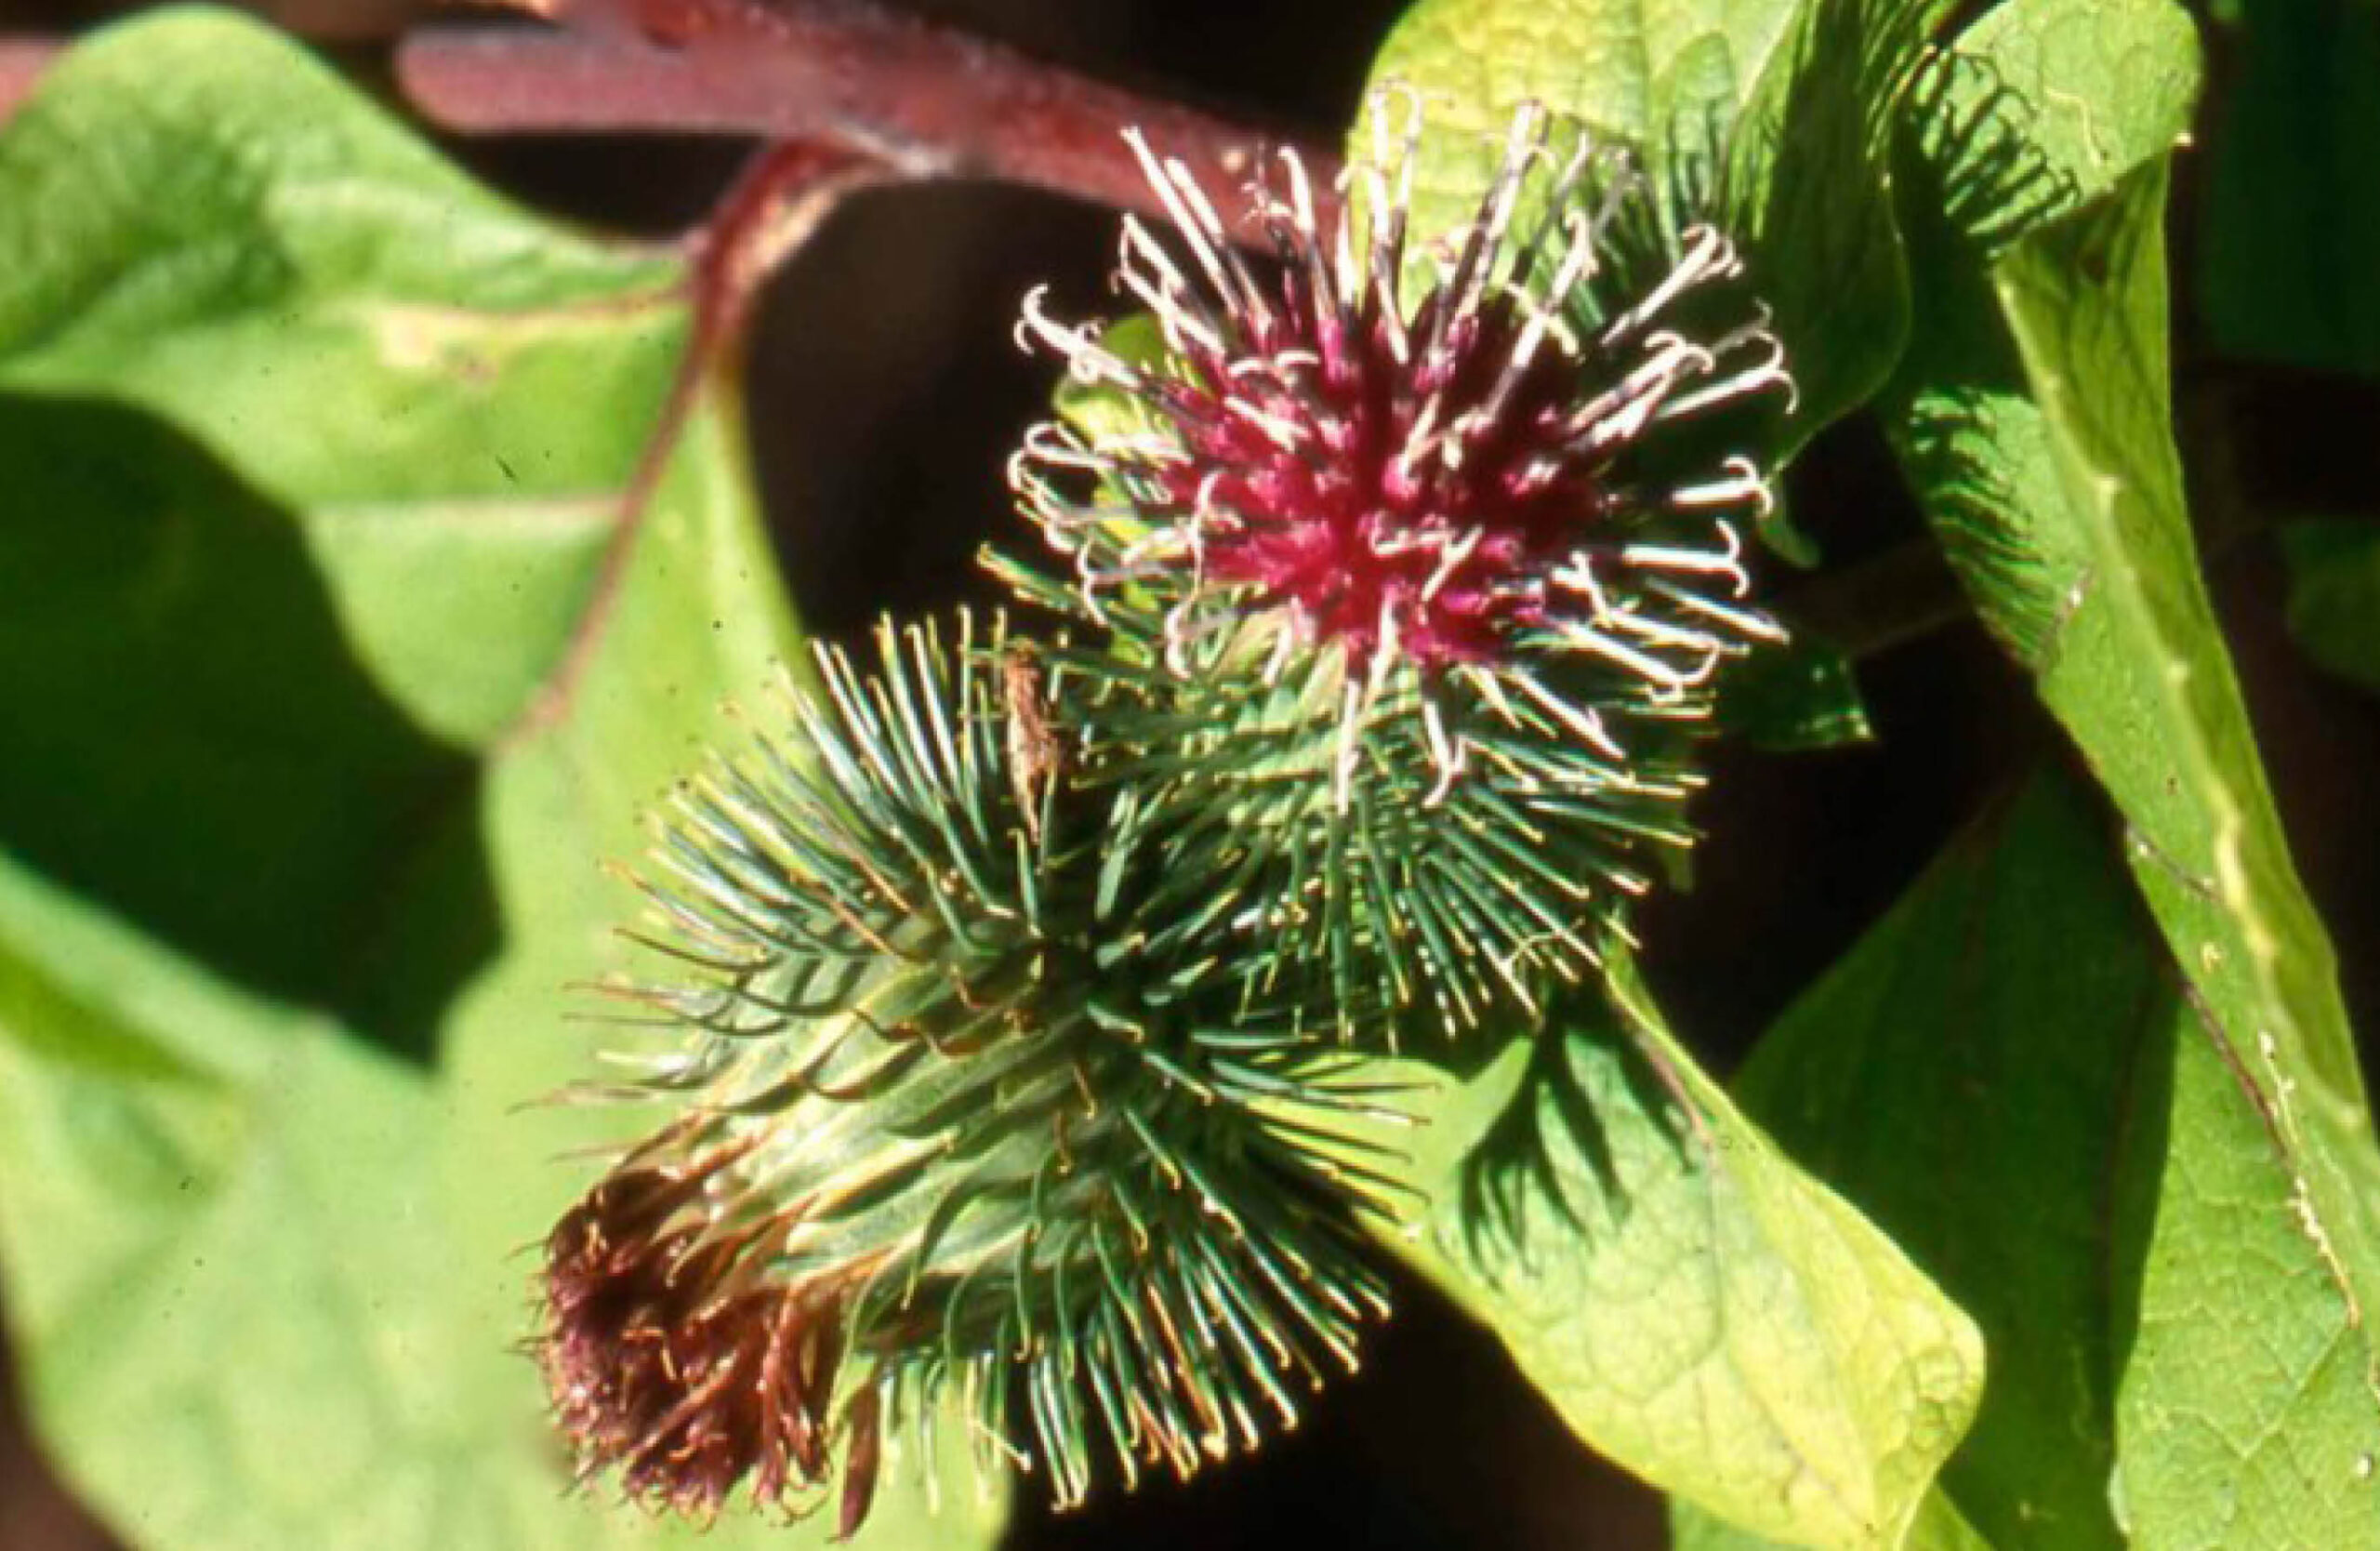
1883, 0, 2380, 1489
2280, 518, 2380, 694
2199, 0, 2380, 376
1881, 0, 2200, 657
2110, 968, 2380, 1545
1359, 0, 1952, 444
1370, 961, 1982, 1551
1673, 1486, 1992, 1551
1896, 138, 2380, 1431
1908, 0, 2200, 252
0, 11, 1002, 1548
1712, 767, 2380, 1546
1733, 776, 2145, 1547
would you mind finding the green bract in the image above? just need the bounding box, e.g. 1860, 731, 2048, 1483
543, 617, 1400, 1520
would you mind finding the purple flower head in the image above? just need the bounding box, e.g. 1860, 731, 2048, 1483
1014, 95, 1792, 799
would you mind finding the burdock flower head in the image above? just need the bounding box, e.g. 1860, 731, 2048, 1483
1002, 94, 1796, 1031
537, 620, 1399, 1533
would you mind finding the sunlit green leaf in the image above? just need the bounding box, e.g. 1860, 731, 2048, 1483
1361, 0, 1953, 445
1732, 776, 2140, 1548
1368, 961, 1981, 1551
1907, 0, 2198, 253
1712, 768, 2380, 1545
1883, 48, 2380, 1520
0, 11, 1002, 1548
1673, 1483, 1993, 1551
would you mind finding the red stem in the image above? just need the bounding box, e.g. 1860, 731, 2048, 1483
0, 39, 57, 118
397, 0, 1337, 242
509, 140, 886, 739
8, 3, 1343, 238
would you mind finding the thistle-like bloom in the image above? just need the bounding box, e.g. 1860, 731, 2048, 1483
1003, 97, 1794, 1028
1016, 99, 1789, 720
537, 619, 1399, 1531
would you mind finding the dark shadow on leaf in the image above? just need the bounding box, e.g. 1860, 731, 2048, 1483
1903, 44, 2081, 255
1731, 0, 1949, 440
2100, 934, 2177, 1435
1891, 378, 2068, 665
1880, 130, 2072, 665
0, 392, 499, 1068
1455, 984, 1694, 1277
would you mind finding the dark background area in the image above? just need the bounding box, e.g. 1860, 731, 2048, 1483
3, 1, 2377, 1547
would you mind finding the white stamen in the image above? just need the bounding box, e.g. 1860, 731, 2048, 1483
1365, 85, 1424, 309
1438, 104, 1545, 343
1560, 334, 1703, 443
1168, 151, 1281, 336
1624, 531, 1751, 597
1552, 617, 1712, 696
1657, 326, 1797, 418
1017, 421, 1111, 473
1232, 348, 1322, 379
1506, 668, 1626, 757
1548, 555, 1616, 618
1484, 211, 1595, 409
1659, 456, 1772, 527
1332, 163, 1366, 311
1421, 526, 1485, 602
1568, 332, 1716, 450
1502, 126, 1598, 287
1223, 393, 1311, 451
1263, 616, 1300, 685
1017, 285, 1142, 389
1465, 664, 1522, 728
1125, 130, 1251, 323
1598, 603, 1726, 657
1597, 225, 1737, 347
1421, 695, 1467, 807
1646, 577, 1787, 642
1368, 527, 1444, 560
1274, 148, 1348, 343
1332, 676, 1366, 813
1120, 220, 1229, 357
1652, 476, 1770, 589
1369, 595, 1404, 692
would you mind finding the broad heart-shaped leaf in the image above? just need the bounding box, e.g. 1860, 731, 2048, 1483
0, 11, 1002, 1549
1732, 776, 2154, 1548
1904, 133, 2380, 1465
2281, 518, 2380, 696
1366, 961, 1982, 1551
1359, 0, 1953, 449
1677, 769, 2380, 1549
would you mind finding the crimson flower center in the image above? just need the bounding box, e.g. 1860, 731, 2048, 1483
1149, 283, 1609, 669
